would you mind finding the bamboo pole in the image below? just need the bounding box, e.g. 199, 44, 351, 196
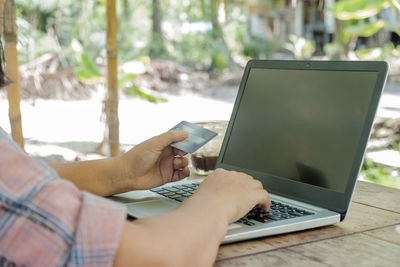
3, 0, 24, 149
0, 0, 3, 33
106, 0, 119, 156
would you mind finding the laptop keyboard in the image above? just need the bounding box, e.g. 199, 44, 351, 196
151, 183, 314, 226
150, 183, 201, 202
238, 201, 314, 226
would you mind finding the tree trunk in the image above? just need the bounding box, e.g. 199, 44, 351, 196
152, 0, 162, 35
209, 0, 231, 72
210, 0, 219, 36
106, 0, 119, 156
3, 0, 24, 149
149, 0, 166, 58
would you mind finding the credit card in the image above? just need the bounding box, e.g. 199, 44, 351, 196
170, 121, 217, 153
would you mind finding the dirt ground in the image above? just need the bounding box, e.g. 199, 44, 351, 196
1, 60, 241, 162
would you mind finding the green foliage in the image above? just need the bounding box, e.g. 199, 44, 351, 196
118, 58, 167, 103
224, 10, 251, 60
124, 86, 167, 103
327, 0, 400, 59
16, 0, 65, 11
324, 42, 345, 60
361, 159, 400, 189
339, 18, 400, 43
16, 0, 108, 63
329, 0, 392, 20
71, 40, 103, 83
75, 54, 103, 82
16, 16, 57, 63
329, 0, 400, 39
343, 19, 386, 40
173, 30, 230, 71
241, 35, 270, 59
15, 0, 244, 71
16, 0, 70, 32
387, 139, 400, 151
354, 42, 400, 60
284, 35, 315, 60
208, 35, 230, 70
266, 0, 286, 10
200, 0, 227, 18
171, 33, 210, 68
118, 73, 137, 88
149, 33, 168, 59
70, 39, 166, 103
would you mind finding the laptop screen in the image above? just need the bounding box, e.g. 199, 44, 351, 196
221, 67, 379, 193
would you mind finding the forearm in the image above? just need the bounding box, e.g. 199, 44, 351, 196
114, 198, 228, 266
49, 157, 128, 196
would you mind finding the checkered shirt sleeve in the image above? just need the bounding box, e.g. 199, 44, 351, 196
0, 128, 127, 266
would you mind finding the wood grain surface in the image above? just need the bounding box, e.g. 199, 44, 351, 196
214, 181, 400, 266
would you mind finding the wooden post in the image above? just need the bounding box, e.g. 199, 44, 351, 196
106, 0, 119, 156
3, 0, 24, 149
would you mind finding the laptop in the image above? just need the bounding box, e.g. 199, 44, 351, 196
111, 60, 388, 244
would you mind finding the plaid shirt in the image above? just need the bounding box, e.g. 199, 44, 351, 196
0, 128, 127, 266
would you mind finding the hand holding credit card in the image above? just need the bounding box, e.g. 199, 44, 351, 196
170, 121, 217, 153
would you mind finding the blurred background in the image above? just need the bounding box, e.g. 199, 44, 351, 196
0, 0, 399, 188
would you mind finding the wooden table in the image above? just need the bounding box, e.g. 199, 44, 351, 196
214, 181, 400, 266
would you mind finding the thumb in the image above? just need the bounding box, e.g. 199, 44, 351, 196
156, 130, 188, 148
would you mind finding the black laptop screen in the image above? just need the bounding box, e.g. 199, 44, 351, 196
221, 68, 379, 193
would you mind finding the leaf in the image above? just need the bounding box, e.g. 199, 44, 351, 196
75, 54, 103, 82
361, 159, 399, 189
71, 39, 103, 83
355, 43, 396, 60
118, 73, 137, 87
344, 19, 386, 37
355, 47, 382, 60
76, 69, 95, 82
214, 53, 227, 70
124, 86, 167, 103
330, 0, 391, 20
81, 54, 102, 77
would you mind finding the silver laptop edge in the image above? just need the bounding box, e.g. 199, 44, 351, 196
111, 178, 340, 244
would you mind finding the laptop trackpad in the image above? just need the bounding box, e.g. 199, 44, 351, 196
126, 199, 180, 219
